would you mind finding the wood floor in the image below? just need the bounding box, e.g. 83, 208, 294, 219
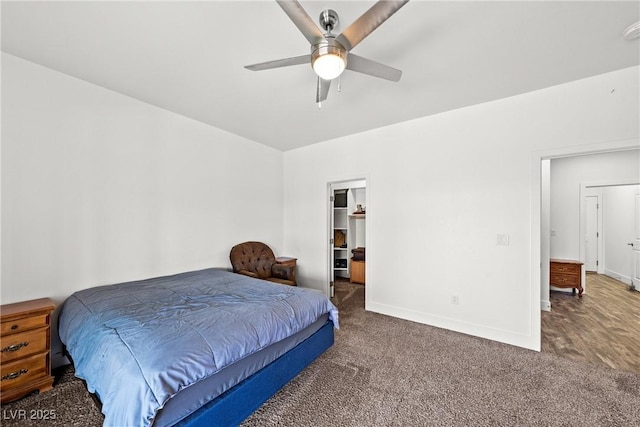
542, 273, 640, 374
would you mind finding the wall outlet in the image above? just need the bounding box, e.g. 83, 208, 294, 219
497, 234, 510, 246
451, 295, 459, 305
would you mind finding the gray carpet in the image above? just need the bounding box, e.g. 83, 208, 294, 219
242, 282, 640, 426
1, 365, 103, 427
3, 281, 639, 426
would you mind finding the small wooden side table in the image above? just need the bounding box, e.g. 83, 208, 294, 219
550, 259, 583, 297
350, 260, 365, 285
276, 257, 297, 286
1, 298, 56, 403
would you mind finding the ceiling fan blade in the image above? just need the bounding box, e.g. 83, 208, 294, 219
244, 54, 310, 71
346, 53, 402, 82
276, 0, 325, 45
336, 0, 409, 51
316, 77, 331, 103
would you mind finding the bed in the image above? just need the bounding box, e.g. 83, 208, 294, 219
57, 267, 338, 427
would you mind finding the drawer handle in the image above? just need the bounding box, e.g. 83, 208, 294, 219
1, 342, 29, 353
10, 325, 18, 330
1, 369, 28, 381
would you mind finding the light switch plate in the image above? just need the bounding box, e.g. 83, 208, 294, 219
497, 234, 510, 246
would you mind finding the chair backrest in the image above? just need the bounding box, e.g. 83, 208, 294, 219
229, 241, 276, 279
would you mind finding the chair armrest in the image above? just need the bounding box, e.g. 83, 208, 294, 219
272, 264, 295, 281
238, 269, 259, 279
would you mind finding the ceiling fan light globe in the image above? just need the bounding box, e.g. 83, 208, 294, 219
313, 53, 346, 80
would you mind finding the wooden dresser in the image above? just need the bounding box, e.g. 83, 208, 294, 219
550, 259, 583, 298
1, 298, 55, 403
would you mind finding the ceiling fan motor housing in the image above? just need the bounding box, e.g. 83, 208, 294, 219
311, 37, 348, 70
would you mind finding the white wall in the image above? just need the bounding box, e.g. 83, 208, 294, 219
603, 184, 640, 283
1, 54, 284, 362
550, 151, 639, 260
284, 66, 640, 350
3, 53, 638, 360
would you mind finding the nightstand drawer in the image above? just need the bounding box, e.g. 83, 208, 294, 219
1, 328, 48, 363
551, 274, 580, 287
0, 353, 48, 392
1, 314, 49, 336
550, 263, 580, 275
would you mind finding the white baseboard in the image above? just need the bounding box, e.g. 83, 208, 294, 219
366, 300, 539, 351
540, 300, 551, 311
603, 269, 632, 285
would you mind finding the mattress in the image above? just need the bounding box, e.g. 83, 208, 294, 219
58, 268, 338, 427
155, 313, 328, 426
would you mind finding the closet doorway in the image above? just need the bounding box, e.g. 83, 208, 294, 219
328, 179, 367, 303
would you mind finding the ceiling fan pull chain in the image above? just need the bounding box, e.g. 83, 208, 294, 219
338, 76, 342, 93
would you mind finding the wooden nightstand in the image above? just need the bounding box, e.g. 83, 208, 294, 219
550, 259, 583, 298
1, 298, 55, 403
276, 257, 297, 285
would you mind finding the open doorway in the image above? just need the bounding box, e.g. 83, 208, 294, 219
539, 146, 640, 372
547, 154, 639, 295
582, 183, 639, 282
328, 179, 367, 308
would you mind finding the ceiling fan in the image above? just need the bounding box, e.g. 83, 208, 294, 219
244, 0, 409, 106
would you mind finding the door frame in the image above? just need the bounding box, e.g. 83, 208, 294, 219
326, 176, 368, 302
533, 137, 639, 351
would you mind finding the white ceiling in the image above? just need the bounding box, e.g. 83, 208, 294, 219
2, 1, 639, 151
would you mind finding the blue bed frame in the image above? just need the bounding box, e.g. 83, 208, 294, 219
175, 320, 334, 427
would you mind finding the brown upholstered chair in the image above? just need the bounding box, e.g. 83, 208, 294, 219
229, 241, 296, 286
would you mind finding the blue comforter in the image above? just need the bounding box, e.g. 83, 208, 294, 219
58, 268, 338, 427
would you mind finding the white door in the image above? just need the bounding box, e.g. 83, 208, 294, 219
632, 194, 640, 289
585, 195, 600, 272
